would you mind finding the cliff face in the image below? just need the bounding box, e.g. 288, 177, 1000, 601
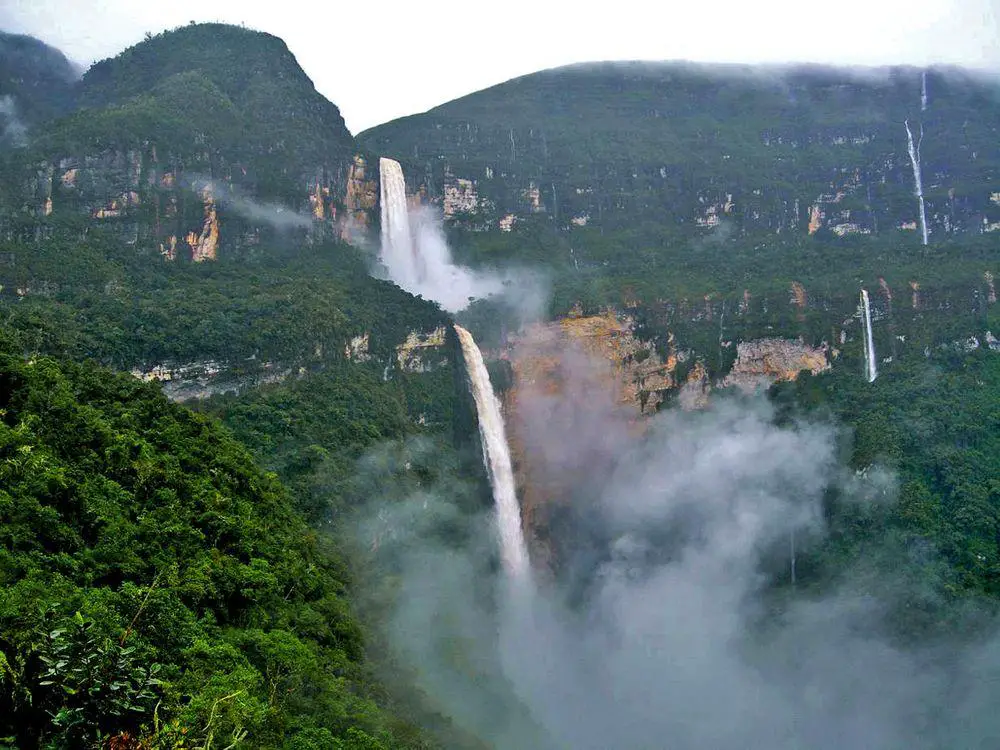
506, 311, 677, 416
503, 311, 830, 421
396, 327, 449, 373
498, 282, 1000, 553
360, 63, 1000, 239
341, 155, 378, 240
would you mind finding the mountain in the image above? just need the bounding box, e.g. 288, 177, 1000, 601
0, 24, 482, 750
1, 24, 361, 259
361, 61, 1000, 238
0, 27, 459, 416
361, 62, 1000, 410
0, 30, 78, 144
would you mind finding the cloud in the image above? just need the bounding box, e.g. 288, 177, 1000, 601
353, 340, 1000, 749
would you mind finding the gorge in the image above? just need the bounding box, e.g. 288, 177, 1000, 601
1, 19, 1000, 750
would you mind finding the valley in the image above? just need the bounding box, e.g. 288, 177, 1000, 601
0, 19, 999, 749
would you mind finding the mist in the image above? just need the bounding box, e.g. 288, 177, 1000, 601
186, 175, 313, 229
354, 339, 1000, 749
0, 95, 27, 147
379, 204, 547, 318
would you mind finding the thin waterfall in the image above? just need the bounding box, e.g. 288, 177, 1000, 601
379, 157, 423, 285
861, 289, 878, 383
454, 325, 529, 577
904, 120, 929, 246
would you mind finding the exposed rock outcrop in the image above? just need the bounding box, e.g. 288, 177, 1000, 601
130, 359, 291, 401
507, 311, 676, 416
345, 333, 371, 362
185, 185, 219, 262
396, 327, 448, 372
443, 172, 478, 217
341, 155, 378, 240
721, 338, 829, 393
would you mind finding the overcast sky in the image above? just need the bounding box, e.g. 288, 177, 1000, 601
3, 0, 998, 133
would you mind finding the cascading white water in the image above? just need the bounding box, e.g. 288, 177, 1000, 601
860, 289, 878, 383
379, 157, 423, 285
454, 324, 530, 577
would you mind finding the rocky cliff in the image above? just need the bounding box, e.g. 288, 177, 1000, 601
500, 309, 829, 554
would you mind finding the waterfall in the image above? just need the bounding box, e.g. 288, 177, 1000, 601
860, 289, 878, 383
454, 324, 530, 577
379, 157, 423, 286
904, 120, 929, 246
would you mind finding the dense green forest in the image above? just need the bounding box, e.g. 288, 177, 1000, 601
770, 346, 1000, 605
0, 219, 450, 375
0, 340, 430, 749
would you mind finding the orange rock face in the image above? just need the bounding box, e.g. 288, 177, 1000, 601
341, 155, 377, 240
721, 338, 829, 393
502, 312, 829, 564
808, 205, 823, 234
509, 311, 676, 416
503, 312, 675, 558
186, 187, 219, 262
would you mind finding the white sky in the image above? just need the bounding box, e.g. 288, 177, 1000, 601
3, 0, 998, 133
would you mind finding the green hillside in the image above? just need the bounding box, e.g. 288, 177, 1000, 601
75, 23, 354, 199
0, 343, 418, 749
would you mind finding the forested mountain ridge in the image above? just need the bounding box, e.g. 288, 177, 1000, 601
0, 23, 359, 261
361, 61, 1000, 239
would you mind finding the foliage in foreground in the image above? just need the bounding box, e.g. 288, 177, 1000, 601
0, 344, 409, 748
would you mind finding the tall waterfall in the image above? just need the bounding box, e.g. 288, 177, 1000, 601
454, 325, 529, 577
379, 157, 423, 285
860, 289, 878, 383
